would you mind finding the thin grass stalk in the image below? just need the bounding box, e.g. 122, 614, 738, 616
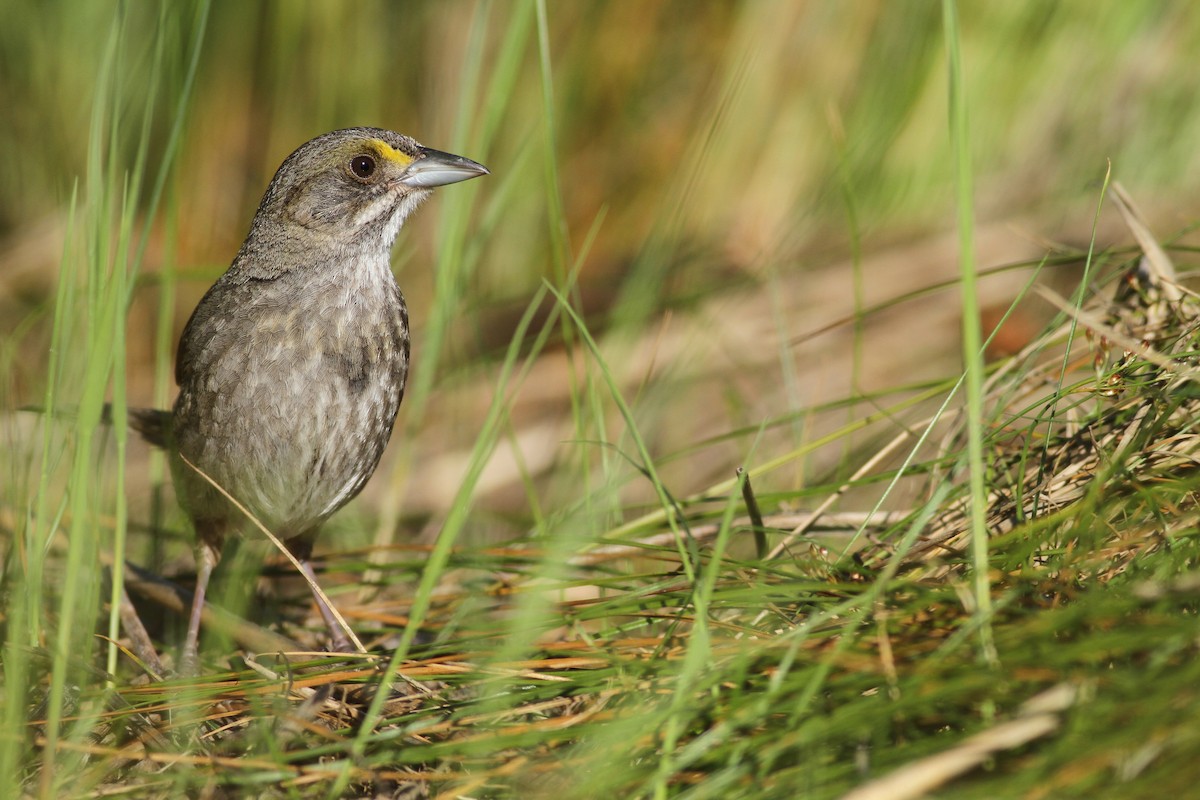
830, 106, 867, 487
534, 0, 570, 277
941, 0, 995, 666
149, 186, 178, 565
100, 10, 161, 686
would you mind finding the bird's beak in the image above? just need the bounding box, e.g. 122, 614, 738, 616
400, 147, 490, 188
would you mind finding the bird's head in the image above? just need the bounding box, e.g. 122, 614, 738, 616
248, 127, 488, 255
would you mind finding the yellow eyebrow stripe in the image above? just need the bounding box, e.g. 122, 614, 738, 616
368, 139, 415, 168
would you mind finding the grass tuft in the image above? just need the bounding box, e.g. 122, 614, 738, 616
4, 3, 1200, 799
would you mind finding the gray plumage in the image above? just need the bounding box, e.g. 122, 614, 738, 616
145, 128, 487, 672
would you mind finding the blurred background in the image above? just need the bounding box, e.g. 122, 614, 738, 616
3, 1, 1200, 554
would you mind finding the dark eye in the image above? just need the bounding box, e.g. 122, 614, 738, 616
349, 155, 376, 179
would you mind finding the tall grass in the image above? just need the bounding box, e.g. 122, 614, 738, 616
942, 0, 994, 667
3, 2, 1200, 798
0, 5, 207, 797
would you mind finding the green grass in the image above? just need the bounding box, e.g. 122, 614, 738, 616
4, 1, 1200, 798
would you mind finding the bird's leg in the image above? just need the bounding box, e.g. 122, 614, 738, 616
299, 560, 354, 653
286, 535, 355, 653
180, 529, 224, 676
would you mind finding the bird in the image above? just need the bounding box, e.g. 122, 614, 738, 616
133, 127, 488, 674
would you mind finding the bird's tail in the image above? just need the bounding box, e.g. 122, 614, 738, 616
19, 403, 173, 448
124, 407, 173, 449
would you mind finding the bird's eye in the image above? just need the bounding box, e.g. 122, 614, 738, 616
349, 155, 377, 179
